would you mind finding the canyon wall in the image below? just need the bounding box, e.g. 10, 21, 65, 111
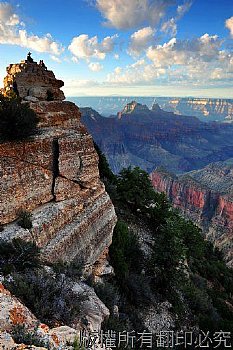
157, 97, 233, 122
70, 96, 233, 122
0, 59, 117, 267
150, 167, 233, 267
81, 102, 233, 174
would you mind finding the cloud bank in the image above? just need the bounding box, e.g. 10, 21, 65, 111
0, 2, 63, 55
96, 0, 175, 29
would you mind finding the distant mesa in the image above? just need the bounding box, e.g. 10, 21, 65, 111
2, 52, 65, 102
117, 100, 150, 118
151, 102, 162, 112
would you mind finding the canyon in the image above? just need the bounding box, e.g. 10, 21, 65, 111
0, 58, 233, 348
72, 96, 233, 122
81, 101, 233, 266
151, 160, 233, 267
81, 101, 233, 174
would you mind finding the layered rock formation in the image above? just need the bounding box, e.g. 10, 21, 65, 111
81, 102, 233, 174
150, 161, 233, 266
158, 97, 233, 122
0, 59, 117, 267
70, 96, 233, 122
3, 54, 64, 101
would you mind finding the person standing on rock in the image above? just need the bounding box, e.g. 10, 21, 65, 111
27, 52, 33, 63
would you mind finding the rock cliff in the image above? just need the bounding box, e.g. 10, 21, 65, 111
0, 58, 117, 267
3, 55, 65, 101
150, 161, 233, 267
158, 97, 233, 122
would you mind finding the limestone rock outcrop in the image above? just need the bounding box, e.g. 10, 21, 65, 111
150, 162, 233, 267
3, 56, 64, 101
0, 281, 109, 349
0, 60, 117, 267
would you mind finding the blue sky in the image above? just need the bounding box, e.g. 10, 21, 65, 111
0, 0, 233, 97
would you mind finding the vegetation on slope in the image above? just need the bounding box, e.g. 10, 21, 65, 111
0, 93, 39, 141
0, 143, 232, 349
0, 239, 85, 328
95, 144, 233, 337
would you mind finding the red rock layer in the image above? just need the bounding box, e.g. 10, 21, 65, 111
150, 170, 233, 267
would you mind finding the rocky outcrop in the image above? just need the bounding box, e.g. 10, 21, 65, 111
0, 55, 115, 344
0, 100, 116, 265
0, 281, 109, 349
0, 61, 117, 267
150, 163, 233, 267
118, 100, 149, 118
3, 56, 64, 101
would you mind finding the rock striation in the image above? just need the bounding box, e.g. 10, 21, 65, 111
157, 97, 233, 122
0, 58, 117, 267
3, 55, 65, 101
150, 161, 233, 267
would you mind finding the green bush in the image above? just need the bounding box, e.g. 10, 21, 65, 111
117, 167, 157, 211
5, 269, 86, 327
18, 210, 33, 229
124, 273, 154, 306
109, 220, 143, 280
94, 281, 120, 313
68, 338, 86, 350
11, 324, 47, 348
0, 93, 39, 141
94, 142, 116, 183
0, 238, 40, 274
52, 260, 84, 279
97, 160, 233, 333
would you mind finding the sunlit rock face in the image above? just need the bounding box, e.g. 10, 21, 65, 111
150, 161, 233, 267
0, 60, 117, 267
3, 56, 65, 101
158, 97, 233, 122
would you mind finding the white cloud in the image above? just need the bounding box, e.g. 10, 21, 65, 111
146, 34, 222, 67
50, 55, 62, 63
226, 17, 233, 38
96, 0, 174, 30
107, 60, 166, 86
0, 2, 63, 55
68, 34, 118, 60
71, 56, 79, 63
88, 62, 103, 71
161, 1, 192, 36
107, 33, 233, 87
0, 2, 20, 25
114, 53, 120, 59
177, 1, 192, 17
114, 66, 122, 74
128, 26, 155, 56
107, 59, 166, 85
161, 18, 177, 36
